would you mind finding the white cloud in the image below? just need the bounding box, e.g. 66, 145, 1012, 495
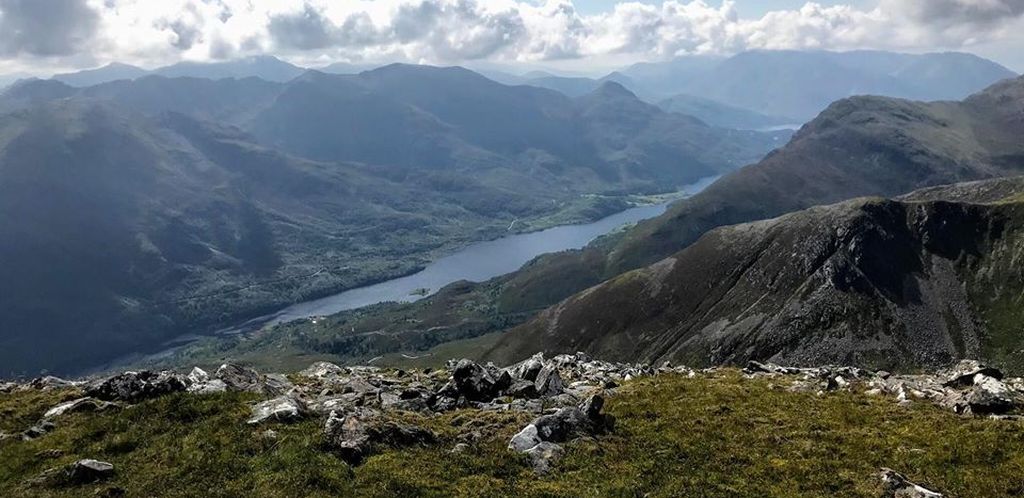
3, 0, 1023, 73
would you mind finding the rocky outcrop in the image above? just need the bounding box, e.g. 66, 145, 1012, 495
323, 411, 436, 465
509, 394, 615, 474
30, 459, 115, 488
86, 371, 187, 402
248, 396, 311, 425
746, 359, 1024, 418
43, 397, 118, 419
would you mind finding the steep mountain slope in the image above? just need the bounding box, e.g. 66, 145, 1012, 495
622, 50, 1017, 120
488, 177, 1024, 372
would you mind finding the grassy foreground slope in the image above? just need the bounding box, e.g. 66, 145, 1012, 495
3, 371, 1024, 497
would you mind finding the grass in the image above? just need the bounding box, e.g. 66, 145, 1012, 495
3, 371, 1024, 497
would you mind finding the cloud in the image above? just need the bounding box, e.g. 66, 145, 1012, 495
3, 0, 1023, 72
0, 0, 100, 56
890, 0, 1024, 26
268, 4, 340, 50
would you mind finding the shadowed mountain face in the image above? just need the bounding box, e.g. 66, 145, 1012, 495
488, 177, 1024, 372
0, 65, 784, 376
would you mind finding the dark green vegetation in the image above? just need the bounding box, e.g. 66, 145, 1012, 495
4, 372, 1024, 497
0, 65, 783, 376
197, 75, 1024, 374
491, 177, 1024, 372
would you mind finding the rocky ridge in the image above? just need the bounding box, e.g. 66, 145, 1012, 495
6, 356, 1023, 494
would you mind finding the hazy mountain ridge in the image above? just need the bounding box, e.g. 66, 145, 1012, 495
621, 50, 1017, 120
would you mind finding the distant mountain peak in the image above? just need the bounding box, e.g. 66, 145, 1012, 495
591, 81, 638, 99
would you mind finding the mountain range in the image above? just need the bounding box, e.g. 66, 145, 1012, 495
619, 50, 1018, 121
0, 65, 782, 376
485, 75, 1024, 370
195, 74, 1024, 374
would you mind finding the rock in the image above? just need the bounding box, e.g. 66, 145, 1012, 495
450, 443, 470, 454
452, 359, 497, 402
35, 449, 64, 459
324, 411, 436, 465
517, 354, 546, 382
189, 379, 228, 394
87, 371, 187, 402
506, 380, 539, 399
534, 365, 565, 397
22, 420, 56, 440
30, 376, 79, 390
187, 367, 209, 385
508, 424, 542, 452
301, 361, 347, 378
215, 363, 268, 393
967, 375, 1018, 415
43, 397, 117, 418
580, 394, 604, 420
525, 442, 564, 475
65, 459, 115, 485
878, 468, 943, 497
943, 360, 1002, 388
380, 388, 435, 412
248, 396, 310, 425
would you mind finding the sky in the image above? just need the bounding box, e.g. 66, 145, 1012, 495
0, 0, 1022, 77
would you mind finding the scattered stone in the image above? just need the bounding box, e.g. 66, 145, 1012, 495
301, 362, 347, 378
525, 441, 564, 475
450, 443, 470, 454
943, 360, 1002, 388
452, 359, 498, 402
65, 459, 115, 485
187, 367, 209, 384
248, 396, 310, 425
323, 411, 436, 465
35, 449, 64, 459
43, 397, 117, 418
216, 363, 275, 394
878, 468, 943, 497
189, 379, 228, 394
967, 375, 1018, 415
22, 420, 56, 440
508, 394, 614, 474
31, 376, 79, 390
534, 365, 565, 397
87, 371, 186, 402
509, 424, 542, 452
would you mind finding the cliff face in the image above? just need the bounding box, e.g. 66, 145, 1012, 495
489, 178, 1024, 372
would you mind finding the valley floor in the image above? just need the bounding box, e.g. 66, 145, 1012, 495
3, 370, 1023, 497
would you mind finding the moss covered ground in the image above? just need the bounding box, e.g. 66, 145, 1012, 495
3, 371, 1024, 497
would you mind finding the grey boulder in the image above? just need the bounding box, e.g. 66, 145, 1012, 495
879, 468, 943, 497
247, 396, 311, 425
